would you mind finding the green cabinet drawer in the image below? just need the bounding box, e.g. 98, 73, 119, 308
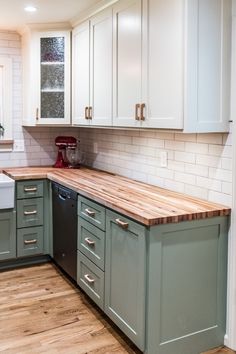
17, 180, 44, 199
78, 218, 105, 271
17, 198, 43, 228
78, 196, 105, 231
17, 226, 44, 258
77, 251, 104, 310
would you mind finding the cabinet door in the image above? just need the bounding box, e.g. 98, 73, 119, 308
36, 31, 71, 125
0, 210, 16, 261
185, 0, 231, 132
146, 0, 184, 129
105, 210, 146, 350
90, 9, 113, 126
72, 22, 90, 125
113, 0, 143, 127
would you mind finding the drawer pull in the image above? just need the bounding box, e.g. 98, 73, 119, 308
84, 274, 95, 284
115, 218, 129, 230
24, 210, 37, 216
85, 208, 95, 217
24, 187, 37, 192
24, 239, 37, 245
85, 237, 95, 246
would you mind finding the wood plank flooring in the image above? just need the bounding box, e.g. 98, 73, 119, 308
0, 262, 234, 354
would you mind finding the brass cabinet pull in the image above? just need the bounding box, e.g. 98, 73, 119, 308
36, 108, 39, 121
24, 239, 37, 245
84, 274, 95, 283
24, 210, 37, 216
85, 237, 95, 246
140, 103, 146, 121
88, 106, 92, 120
135, 103, 140, 120
115, 218, 129, 230
85, 208, 95, 217
24, 187, 37, 192
85, 106, 89, 119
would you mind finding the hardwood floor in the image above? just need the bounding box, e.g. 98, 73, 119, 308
0, 262, 234, 354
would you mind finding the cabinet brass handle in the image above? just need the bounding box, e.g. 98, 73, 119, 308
24, 210, 37, 216
24, 239, 37, 245
135, 103, 140, 120
140, 103, 145, 121
85, 237, 95, 246
36, 108, 39, 121
88, 106, 92, 120
85, 106, 89, 119
84, 274, 95, 283
115, 218, 129, 230
85, 208, 95, 217
24, 187, 37, 192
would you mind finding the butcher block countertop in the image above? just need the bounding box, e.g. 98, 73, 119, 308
3, 167, 231, 226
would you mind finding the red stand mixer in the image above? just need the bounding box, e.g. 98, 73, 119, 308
54, 136, 77, 168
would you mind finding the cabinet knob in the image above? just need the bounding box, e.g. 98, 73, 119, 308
115, 218, 129, 230
24, 239, 37, 245
140, 103, 146, 121
85, 208, 95, 217
135, 103, 141, 120
85, 107, 89, 119
85, 237, 95, 246
84, 274, 95, 283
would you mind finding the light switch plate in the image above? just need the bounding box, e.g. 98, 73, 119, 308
13, 139, 25, 152
160, 151, 168, 167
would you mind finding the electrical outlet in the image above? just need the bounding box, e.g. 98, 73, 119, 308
160, 151, 168, 167
13, 139, 25, 152
93, 142, 98, 154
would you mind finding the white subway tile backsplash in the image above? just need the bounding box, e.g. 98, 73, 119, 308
174, 151, 196, 163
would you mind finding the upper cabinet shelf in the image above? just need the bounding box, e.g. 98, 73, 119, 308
22, 27, 71, 126
72, 0, 232, 133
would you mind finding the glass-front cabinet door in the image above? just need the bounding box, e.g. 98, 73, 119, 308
34, 31, 71, 125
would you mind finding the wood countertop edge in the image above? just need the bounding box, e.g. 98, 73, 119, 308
2, 167, 231, 226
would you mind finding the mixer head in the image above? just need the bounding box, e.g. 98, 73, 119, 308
55, 136, 77, 148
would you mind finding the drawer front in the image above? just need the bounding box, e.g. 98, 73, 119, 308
77, 251, 104, 310
17, 198, 44, 228
17, 180, 44, 199
78, 196, 106, 231
17, 226, 44, 258
78, 218, 105, 270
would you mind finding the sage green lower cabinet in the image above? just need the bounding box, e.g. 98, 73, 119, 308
146, 217, 228, 354
105, 210, 146, 351
0, 210, 16, 261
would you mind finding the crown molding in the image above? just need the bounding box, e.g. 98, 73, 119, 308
18, 22, 72, 35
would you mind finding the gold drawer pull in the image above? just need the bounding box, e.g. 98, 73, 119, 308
140, 103, 145, 121
88, 106, 92, 120
84, 274, 95, 284
85, 106, 89, 119
36, 108, 39, 121
115, 218, 129, 230
85, 208, 95, 217
135, 103, 140, 120
85, 237, 95, 246
24, 210, 37, 216
24, 239, 37, 245
24, 187, 37, 192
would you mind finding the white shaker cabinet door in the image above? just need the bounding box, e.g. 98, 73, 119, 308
90, 9, 112, 126
72, 22, 90, 125
146, 0, 184, 129
113, 0, 143, 127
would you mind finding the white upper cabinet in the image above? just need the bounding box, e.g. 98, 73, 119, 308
185, 0, 232, 132
22, 28, 71, 126
112, 0, 144, 127
72, 9, 112, 126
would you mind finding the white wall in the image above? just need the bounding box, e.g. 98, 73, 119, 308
80, 128, 232, 206
0, 30, 79, 168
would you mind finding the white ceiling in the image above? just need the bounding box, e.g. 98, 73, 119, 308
0, 0, 102, 31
